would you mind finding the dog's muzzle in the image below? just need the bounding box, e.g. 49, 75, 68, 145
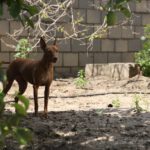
53, 57, 58, 63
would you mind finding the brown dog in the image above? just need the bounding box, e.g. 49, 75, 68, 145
2, 37, 59, 117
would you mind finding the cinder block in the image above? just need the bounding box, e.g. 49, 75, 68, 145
85, 63, 139, 80
59, 39, 71, 52
122, 52, 135, 62
109, 26, 122, 38
116, 12, 125, 24
94, 53, 108, 63
101, 39, 114, 52
10, 21, 28, 36
73, 9, 86, 23
92, 39, 101, 51
115, 40, 128, 52
62, 23, 76, 37
72, 39, 86, 52
136, 0, 148, 12
9, 52, 15, 61
0, 52, 10, 62
135, 26, 144, 38
1, 37, 16, 52
128, 39, 142, 52
132, 14, 142, 25
79, 52, 93, 66
87, 9, 101, 24
71, 67, 81, 77
73, 0, 78, 8
0, 4, 10, 19
55, 67, 71, 78
94, 26, 108, 38
0, 20, 9, 35
94, 0, 100, 5
78, 26, 94, 37
108, 53, 122, 63
58, 14, 70, 23
63, 53, 78, 66
79, 0, 93, 8
142, 14, 150, 25
129, 1, 136, 12
122, 26, 134, 38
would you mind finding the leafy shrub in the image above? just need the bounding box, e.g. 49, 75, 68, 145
14, 39, 32, 59
75, 69, 87, 88
135, 24, 150, 77
0, 92, 32, 149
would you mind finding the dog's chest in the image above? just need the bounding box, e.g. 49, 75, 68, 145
32, 67, 53, 85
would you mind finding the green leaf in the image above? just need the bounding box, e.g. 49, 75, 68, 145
106, 11, 117, 26
23, 4, 38, 16
7, 115, 20, 126
17, 95, 29, 110
13, 128, 32, 145
9, 1, 21, 18
120, 6, 131, 18
13, 103, 26, 116
115, 0, 126, 4
24, 15, 34, 28
0, 124, 10, 136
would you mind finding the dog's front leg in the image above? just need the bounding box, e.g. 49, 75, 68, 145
44, 84, 50, 118
33, 85, 39, 116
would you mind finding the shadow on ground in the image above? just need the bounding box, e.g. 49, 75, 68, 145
4, 108, 150, 150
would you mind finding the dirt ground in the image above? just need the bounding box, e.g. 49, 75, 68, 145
2, 75, 150, 150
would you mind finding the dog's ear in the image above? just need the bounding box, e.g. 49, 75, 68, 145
53, 37, 57, 45
40, 37, 47, 51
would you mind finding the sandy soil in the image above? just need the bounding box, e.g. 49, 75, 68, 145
2, 75, 150, 150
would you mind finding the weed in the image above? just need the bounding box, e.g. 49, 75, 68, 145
132, 95, 143, 113
75, 69, 87, 88
112, 98, 120, 108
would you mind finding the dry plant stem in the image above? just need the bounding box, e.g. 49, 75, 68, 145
2, 0, 134, 50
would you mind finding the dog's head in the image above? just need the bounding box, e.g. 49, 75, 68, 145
40, 37, 59, 63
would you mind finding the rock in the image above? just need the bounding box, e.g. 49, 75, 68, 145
85, 63, 140, 80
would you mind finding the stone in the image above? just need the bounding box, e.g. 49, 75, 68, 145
85, 63, 139, 80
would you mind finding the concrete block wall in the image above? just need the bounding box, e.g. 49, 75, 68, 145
0, 0, 150, 77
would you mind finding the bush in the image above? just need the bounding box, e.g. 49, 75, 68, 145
14, 39, 32, 59
0, 92, 32, 149
135, 24, 150, 77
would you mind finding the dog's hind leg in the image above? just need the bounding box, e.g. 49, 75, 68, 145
15, 76, 27, 103
2, 79, 14, 95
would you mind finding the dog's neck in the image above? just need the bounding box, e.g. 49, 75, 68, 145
39, 54, 53, 70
